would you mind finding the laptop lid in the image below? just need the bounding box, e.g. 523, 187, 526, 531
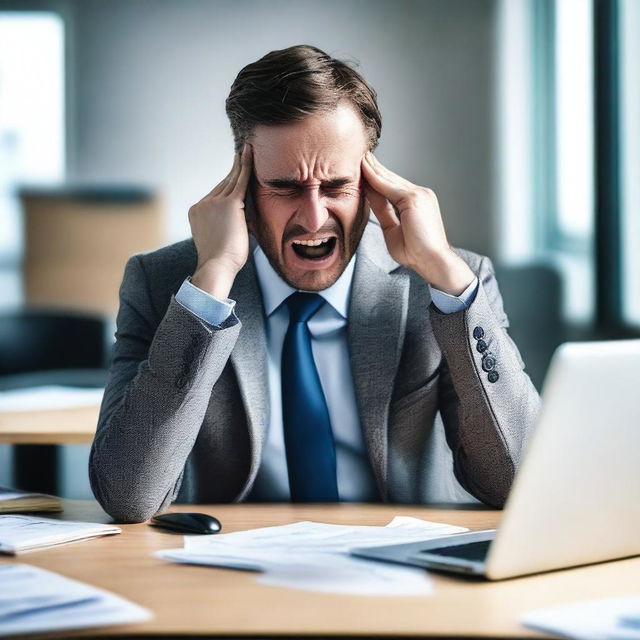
485, 339, 640, 579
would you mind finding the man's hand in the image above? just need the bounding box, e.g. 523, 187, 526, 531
189, 144, 253, 300
361, 152, 475, 296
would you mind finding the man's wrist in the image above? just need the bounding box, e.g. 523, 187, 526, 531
191, 261, 238, 300
415, 250, 476, 296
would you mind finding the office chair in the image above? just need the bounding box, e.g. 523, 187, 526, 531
493, 262, 565, 391
0, 310, 107, 378
0, 310, 109, 494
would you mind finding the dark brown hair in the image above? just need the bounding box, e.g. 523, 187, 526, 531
225, 45, 381, 152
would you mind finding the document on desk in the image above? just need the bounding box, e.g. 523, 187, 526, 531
0, 564, 152, 637
157, 516, 468, 596
0, 515, 121, 554
0, 385, 104, 412
0, 486, 62, 514
521, 595, 640, 640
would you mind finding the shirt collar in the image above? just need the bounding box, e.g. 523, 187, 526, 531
253, 244, 355, 319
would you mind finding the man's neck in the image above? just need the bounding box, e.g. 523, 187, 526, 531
252, 244, 356, 319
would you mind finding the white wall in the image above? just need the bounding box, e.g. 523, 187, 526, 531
68, 0, 498, 255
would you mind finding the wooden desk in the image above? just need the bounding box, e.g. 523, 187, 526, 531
0, 404, 99, 495
0, 372, 103, 492
1, 501, 639, 639
0, 369, 105, 444
0, 405, 99, 444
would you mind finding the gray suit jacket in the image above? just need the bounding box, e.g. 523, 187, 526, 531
89, 221, 541, 522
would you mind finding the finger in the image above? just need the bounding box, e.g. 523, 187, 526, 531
244, 182, 257, 232
364, 183, 400, 231
206, 153, 239, 198
206, 177, 229, 198
361, 154, 408, 205
221, 152, 242, 197
232, 143, 253, 199
367, 152, 415, 190
207, 166, 235, 197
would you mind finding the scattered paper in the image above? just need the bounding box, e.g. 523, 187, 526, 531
0, 515, 121, 554
0, 564, 151, 636
0, 386, 104, 412
521, 595, 640, 640
157, 516, 467, 596
0, 487, 62, 514
256, 552, 433, 596
0, 490, 32, 502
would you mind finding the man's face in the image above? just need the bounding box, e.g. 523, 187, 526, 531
248, 102, 369, 291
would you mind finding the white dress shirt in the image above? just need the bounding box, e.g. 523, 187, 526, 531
175, 245, 479, 501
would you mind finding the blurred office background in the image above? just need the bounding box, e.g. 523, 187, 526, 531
0, 0, 638, 499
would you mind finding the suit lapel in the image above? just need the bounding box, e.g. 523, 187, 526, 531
348, 222, 409, 500
228, 222, 408, 501
229, 247, 270, 487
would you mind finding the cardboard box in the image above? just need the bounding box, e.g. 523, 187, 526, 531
21, 187, 165, 315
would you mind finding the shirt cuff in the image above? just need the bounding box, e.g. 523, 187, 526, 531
175, 277, 236, 327
429, 277, 479, 314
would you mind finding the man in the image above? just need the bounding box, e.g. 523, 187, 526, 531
90, 45, 540, 523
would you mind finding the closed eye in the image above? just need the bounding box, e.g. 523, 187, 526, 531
322, 186, 356, 198
323, 185, 360, 200
268, 187, 353, 199
263, 177, 358, 199
272, 190, 301, 199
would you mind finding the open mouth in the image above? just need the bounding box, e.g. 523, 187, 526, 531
291, 237, 337, 261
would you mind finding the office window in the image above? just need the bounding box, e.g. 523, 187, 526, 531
549, 0, 595, 325
554, 0, 594, 241
621, 0, 640, 327
0, 11, 65, 280
497, 0, 595, 326
496, 0, 536, 263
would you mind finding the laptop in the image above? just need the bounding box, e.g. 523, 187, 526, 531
352, 339, 640, 580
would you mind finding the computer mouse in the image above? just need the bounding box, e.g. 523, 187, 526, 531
150, 512, 222, 535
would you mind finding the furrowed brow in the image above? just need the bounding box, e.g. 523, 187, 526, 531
264, 177, 355, 189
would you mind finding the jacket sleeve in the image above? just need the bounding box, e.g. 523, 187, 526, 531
429, 255, 541, 508
89, 255, 241, 523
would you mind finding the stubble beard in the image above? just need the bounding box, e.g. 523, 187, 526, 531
251, 195, 369, 292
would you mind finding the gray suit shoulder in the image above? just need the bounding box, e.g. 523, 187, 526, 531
128, 238, 198, 321
452, 246, 489, 274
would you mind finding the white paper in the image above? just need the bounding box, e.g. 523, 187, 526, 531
0, 515, 121, 554
0, 489, 37, 502
256, 552, 433, 596
521, 595, 640, 640
0, 386, 104, 412
0, 487, 57, 502
157, 516, 466, 596
0, 564, 151, 636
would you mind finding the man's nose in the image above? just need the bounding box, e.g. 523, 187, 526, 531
296, 189, 329, 233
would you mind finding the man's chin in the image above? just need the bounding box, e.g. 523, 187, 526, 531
279, 263, 345, 292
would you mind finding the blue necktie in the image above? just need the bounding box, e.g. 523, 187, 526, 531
281, 292, 339, 502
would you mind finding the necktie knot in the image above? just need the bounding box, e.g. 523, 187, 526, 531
285, 292, 324, 324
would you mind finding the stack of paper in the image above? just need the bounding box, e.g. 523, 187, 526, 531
522, 595, 640, 640
0, 515, 121, 554
0, 385, 104, 412
0, 564, 151, 637
157, 516, 467, 596
0, 487, 62, 514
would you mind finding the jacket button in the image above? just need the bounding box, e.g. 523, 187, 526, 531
176, 375, 188, 389
473, 326, 484, 340
482, 355, 496, 372
488, 370, 499, 383
476, 339, 488, 353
